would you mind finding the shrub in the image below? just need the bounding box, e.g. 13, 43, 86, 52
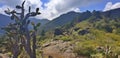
60, 36, 72, 41
91, 53, 103, 58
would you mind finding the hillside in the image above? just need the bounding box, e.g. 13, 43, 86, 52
43, 8, 120, 32
0, 7, 120, 58
43, 11, 81, 31
40, 8, 120, 58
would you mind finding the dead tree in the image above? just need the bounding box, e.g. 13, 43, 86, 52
3, 1, 41, 58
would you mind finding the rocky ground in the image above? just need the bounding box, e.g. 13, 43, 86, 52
42, 40, 87, 58
0, 53, 9, 58
0, 40, 88, 58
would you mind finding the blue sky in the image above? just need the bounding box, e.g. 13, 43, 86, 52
0, 2, 4, 6
41, 0, 49, 3
40, 0, 120, 11
0, 0, 120, 20
72, 0, 120, 12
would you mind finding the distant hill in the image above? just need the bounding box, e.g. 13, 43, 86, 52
0, 14, 49, 34
0, 14, 12, 34
29, 18, 49, 26
102, 8, 120, 19
29, 18, 50, 29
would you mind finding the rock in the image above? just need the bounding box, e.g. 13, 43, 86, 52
42, 41, 76, 58
43, 40, 64, 48
74, 28, 80, 31
65, 49, 72, 53
43, 43, 51, 48
63, 53, 76, 58
78, 29, 90, 35
0, 53, 9, 58
54, 28, 63, 36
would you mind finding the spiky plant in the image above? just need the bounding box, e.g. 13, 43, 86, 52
2, 1, 41, 58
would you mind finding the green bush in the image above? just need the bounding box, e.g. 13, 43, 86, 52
73, 42, 97, 57
91, 53, 103, 58
60, 36, 72, 41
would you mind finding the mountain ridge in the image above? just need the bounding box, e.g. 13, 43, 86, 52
42, 8, 120, 31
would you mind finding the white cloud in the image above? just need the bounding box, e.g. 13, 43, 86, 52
103, 2, 120, 11
0, 0, 42, 8
39, 0, 102, 20
0, 0, 42, 14
0, 5, 10, 15
73, 8, 81, 12
0, 0, 23, 7
0, 0, 102, 20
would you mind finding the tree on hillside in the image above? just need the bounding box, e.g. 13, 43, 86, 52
2, 1, 41, 58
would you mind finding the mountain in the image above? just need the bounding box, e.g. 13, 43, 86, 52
0, 14, 49, 34
43, 11, 81, 31
0, 14, 12, 34
28, 18, 50, 29
102, 8, 120, 19
42, 8, 120, 32
29, 18, 49, 26
1, 6, 120, 58
1, 8, 120, 33
41, 8, 120, 58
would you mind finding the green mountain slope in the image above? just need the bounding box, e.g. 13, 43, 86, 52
43, 11, 81, 31
42, 8, 120, 58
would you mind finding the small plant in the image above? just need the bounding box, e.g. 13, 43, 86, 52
91, 53, 103, 58
60, 36, 72, 41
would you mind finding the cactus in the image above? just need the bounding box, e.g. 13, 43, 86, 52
2, 1, 41, 58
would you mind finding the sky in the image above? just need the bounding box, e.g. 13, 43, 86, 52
0, 0, 120, 20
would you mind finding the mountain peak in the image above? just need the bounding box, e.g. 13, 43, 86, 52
103, 8, 120, 19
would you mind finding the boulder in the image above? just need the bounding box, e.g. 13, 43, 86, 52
42, 40, 76, 58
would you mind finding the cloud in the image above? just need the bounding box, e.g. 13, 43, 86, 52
39, 0, 102, 20
0, 0, 23, 7
0, 0, 23, 15
0, 0, 42, 8
0, 5, 10, 15
103, 2, 120, 11
0, 0, 42, 15
0, 0, 102, 20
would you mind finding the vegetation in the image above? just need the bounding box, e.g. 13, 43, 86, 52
0, 2, 120, 58
1, 1, 41, 58
43, 9, 120, 58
